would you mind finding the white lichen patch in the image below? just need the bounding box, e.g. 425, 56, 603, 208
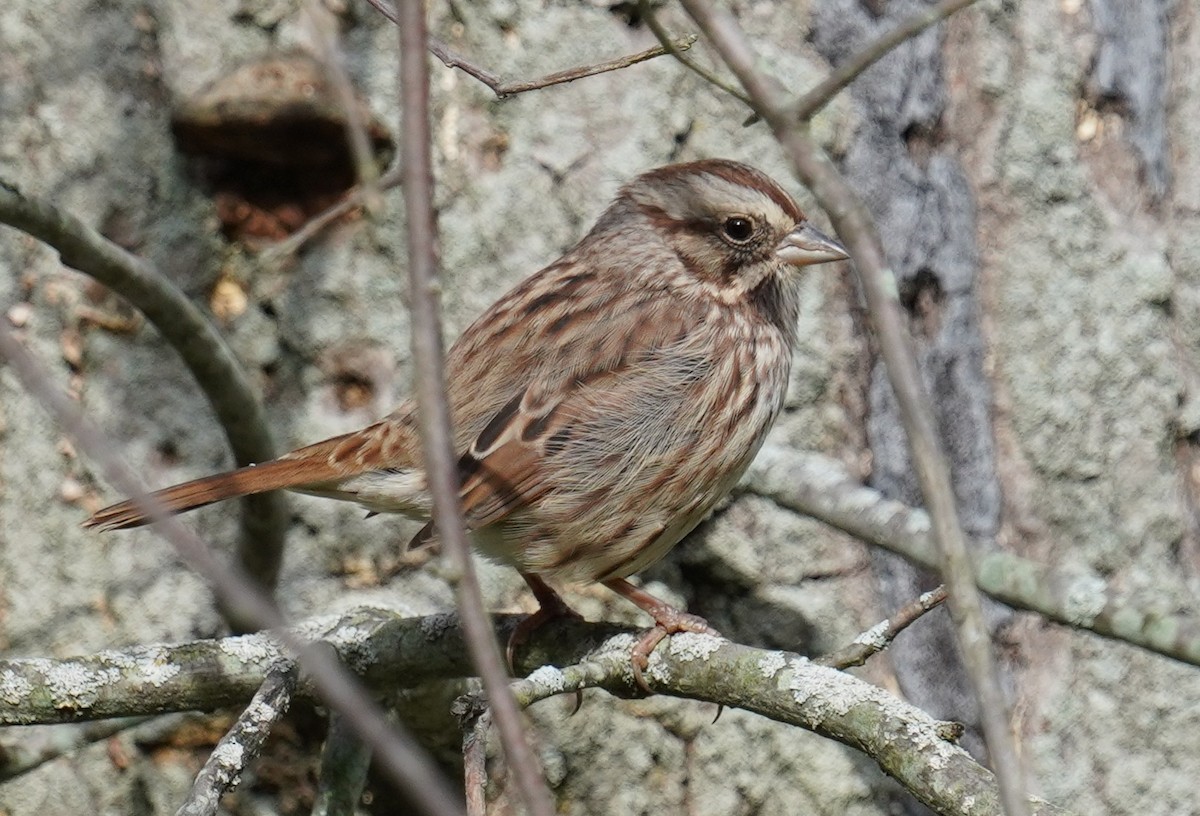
525, 665, 567, 694
852, 621, 890, 649
292, 612, 355, 641
212, 740, 245, 770
1062, 572, 1107, 626
141, 646, 182, 687
642, 633, 723, 684
592, 632, 639, 662
666, 632, 723, 662
323, 623, 377, 652
43, 661, 122, 709
903, 719, 960, 769
245, 697, 281, 724
757, 651, 786, 678
786, 658, 877, 714
0, 669, 32, 704
788, 659, 966, 769
219, 634, 284, 665
96, 648, 137, 671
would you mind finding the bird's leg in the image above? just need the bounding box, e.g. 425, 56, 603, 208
602, 577, 721, 692
507, 572, 584, 672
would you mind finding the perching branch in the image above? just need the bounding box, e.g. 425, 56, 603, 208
0, 608, 1071, 816
0, 178, 288, 616
674, 3, 1029, 815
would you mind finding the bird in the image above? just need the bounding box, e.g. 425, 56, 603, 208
86, 159, 849, 687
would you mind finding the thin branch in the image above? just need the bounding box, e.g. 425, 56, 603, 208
744, 446, 1200, 666
791, 0, 981, 121
451, 35, 699, 98
177, 662, 298, 816
0, 179, 288, 616
394, 4, 555, 816
0, 330, 462, 816
258, 164, 403, 263
264, 10, 698, 260
462, 708, 491, 816
365, 0, 694, 98
0, 609, 1073, 816
674, 3, 1029, 815
304, 0, 383, 208
312, 711, 374, 816
818, 585, 949, 669
0, 715, 156, 781
639, 0, 751, 105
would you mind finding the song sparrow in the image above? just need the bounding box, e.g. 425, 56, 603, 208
87, 159, 848, 686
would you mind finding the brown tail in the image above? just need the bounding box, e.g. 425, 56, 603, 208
83, 456, 341, 531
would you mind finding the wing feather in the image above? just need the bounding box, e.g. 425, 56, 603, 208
452, 296, 705, 531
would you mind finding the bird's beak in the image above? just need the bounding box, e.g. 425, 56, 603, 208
775, 222, 849, 267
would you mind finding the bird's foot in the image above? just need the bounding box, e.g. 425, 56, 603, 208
508, 573, 585, 672
603, 577, 721, 693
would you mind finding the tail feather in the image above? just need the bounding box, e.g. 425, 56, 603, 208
84, 456, 341, 531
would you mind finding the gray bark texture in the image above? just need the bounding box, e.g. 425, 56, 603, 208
1, 0, 1197, 814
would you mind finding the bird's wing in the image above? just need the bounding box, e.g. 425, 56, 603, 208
450, 295, 708, 531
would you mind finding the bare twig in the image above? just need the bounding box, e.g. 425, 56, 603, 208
365, 0, 693, 98
0, 330, 462, 816
790, 0, 980, 121
818, 586, 949, 669
177, 662, 298, 816
258, 164, 403, 263
674, 3, 1029, 815
394, 3, 554, 816
462, 709, 491, 816
449, 35, 699, 98
304, 0, 383, 209
313, 711, 374, 816
0, 179, 288, 616
265, 7, 697, 261
638, 0, 751, 105
0, 715, 156, 781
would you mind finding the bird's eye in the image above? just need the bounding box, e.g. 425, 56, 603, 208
721, 216, 755, 243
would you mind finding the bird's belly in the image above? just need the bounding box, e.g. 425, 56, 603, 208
477, 445, 762, 585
